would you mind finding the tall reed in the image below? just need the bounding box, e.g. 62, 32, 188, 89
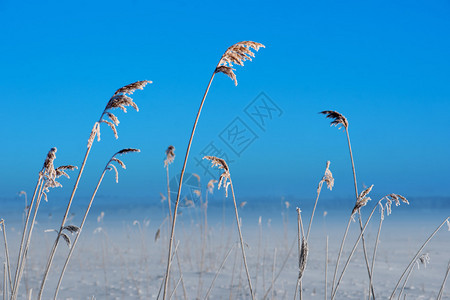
320, 110, 374, 296
37, 80, 150, 299
203, 156, 255, 299
162, 41, 264, 300
54, 148, 140, 299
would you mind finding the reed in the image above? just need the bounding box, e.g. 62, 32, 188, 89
37, 80, 150, 299
162, 41, 264, 300
306, 161, 334, 241
320, 110, 375, 297
203, 155, 255, 299
54, 148, 140, 299
294, 208, 306, 300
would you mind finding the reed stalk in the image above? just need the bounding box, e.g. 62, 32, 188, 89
0, 220, 11, 294
53, 149, 139, 299
368, 205, 384, 300
204, 244, 236, 299
12, 176, 42, 295
389, 217, 449, 299
437, 261, 450, 300
325, 236, 328, 300
306, 161, 334, 241
162, 41, 264, 300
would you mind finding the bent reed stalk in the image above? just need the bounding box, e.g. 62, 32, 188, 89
203, 156, 255, 299
37, 81, 150, 300
162, 41, 264, 300
54, 149, 140, 300
389, 216, 449, 300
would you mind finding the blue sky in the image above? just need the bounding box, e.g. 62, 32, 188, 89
1, 0, 449, 206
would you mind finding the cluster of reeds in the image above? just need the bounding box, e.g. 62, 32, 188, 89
0, 81, 149, 300
1, 40, 449, 300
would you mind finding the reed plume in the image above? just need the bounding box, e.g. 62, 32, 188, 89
38, 81, 150, 300
306, 161, 334, 240
202, 155, 255, 299
320, 110, 374, 296
163, 41, 264, 300
54, 148, 140, 299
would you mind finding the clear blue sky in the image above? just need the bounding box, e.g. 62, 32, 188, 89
1, 0, 449, 205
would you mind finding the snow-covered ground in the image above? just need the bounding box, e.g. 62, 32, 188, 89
1, 200, 449, 299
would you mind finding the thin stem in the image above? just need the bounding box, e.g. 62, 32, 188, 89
325, 236, 328, 300
166, 166, 172, 221
38, 139, 94, 300
331, 216, 352, 296
437, 261, 450, 300
398, 260, 417, 300
12, 176, 41, 294
204, 244, 235, 300
262, 238, 296, 299
1, 221, 12, 293
157, 241, 180, 300
163, 72, 216, 300
306, 181, 322, 241
230, 181, 254, 300
345, 128, 358, 203
368, 213, 383, 300
345, 127, 374, 296
271, 248, 277, 300
53, 168, 107, 300
175, 251, 187, 300
166, 164, 187, 300
3, 262, 6, 300
11, 180, 45, 300
389, 217, 449, 299
331, 200, 383, 300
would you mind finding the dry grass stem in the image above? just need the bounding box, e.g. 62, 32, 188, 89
163, 41, 263, 300
53, 149, 140, 299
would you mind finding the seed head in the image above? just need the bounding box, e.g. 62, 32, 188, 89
164, 145, 175, 167
320, 110, 349, 129
203, 156, 231, 197
214, 41, 265, 85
